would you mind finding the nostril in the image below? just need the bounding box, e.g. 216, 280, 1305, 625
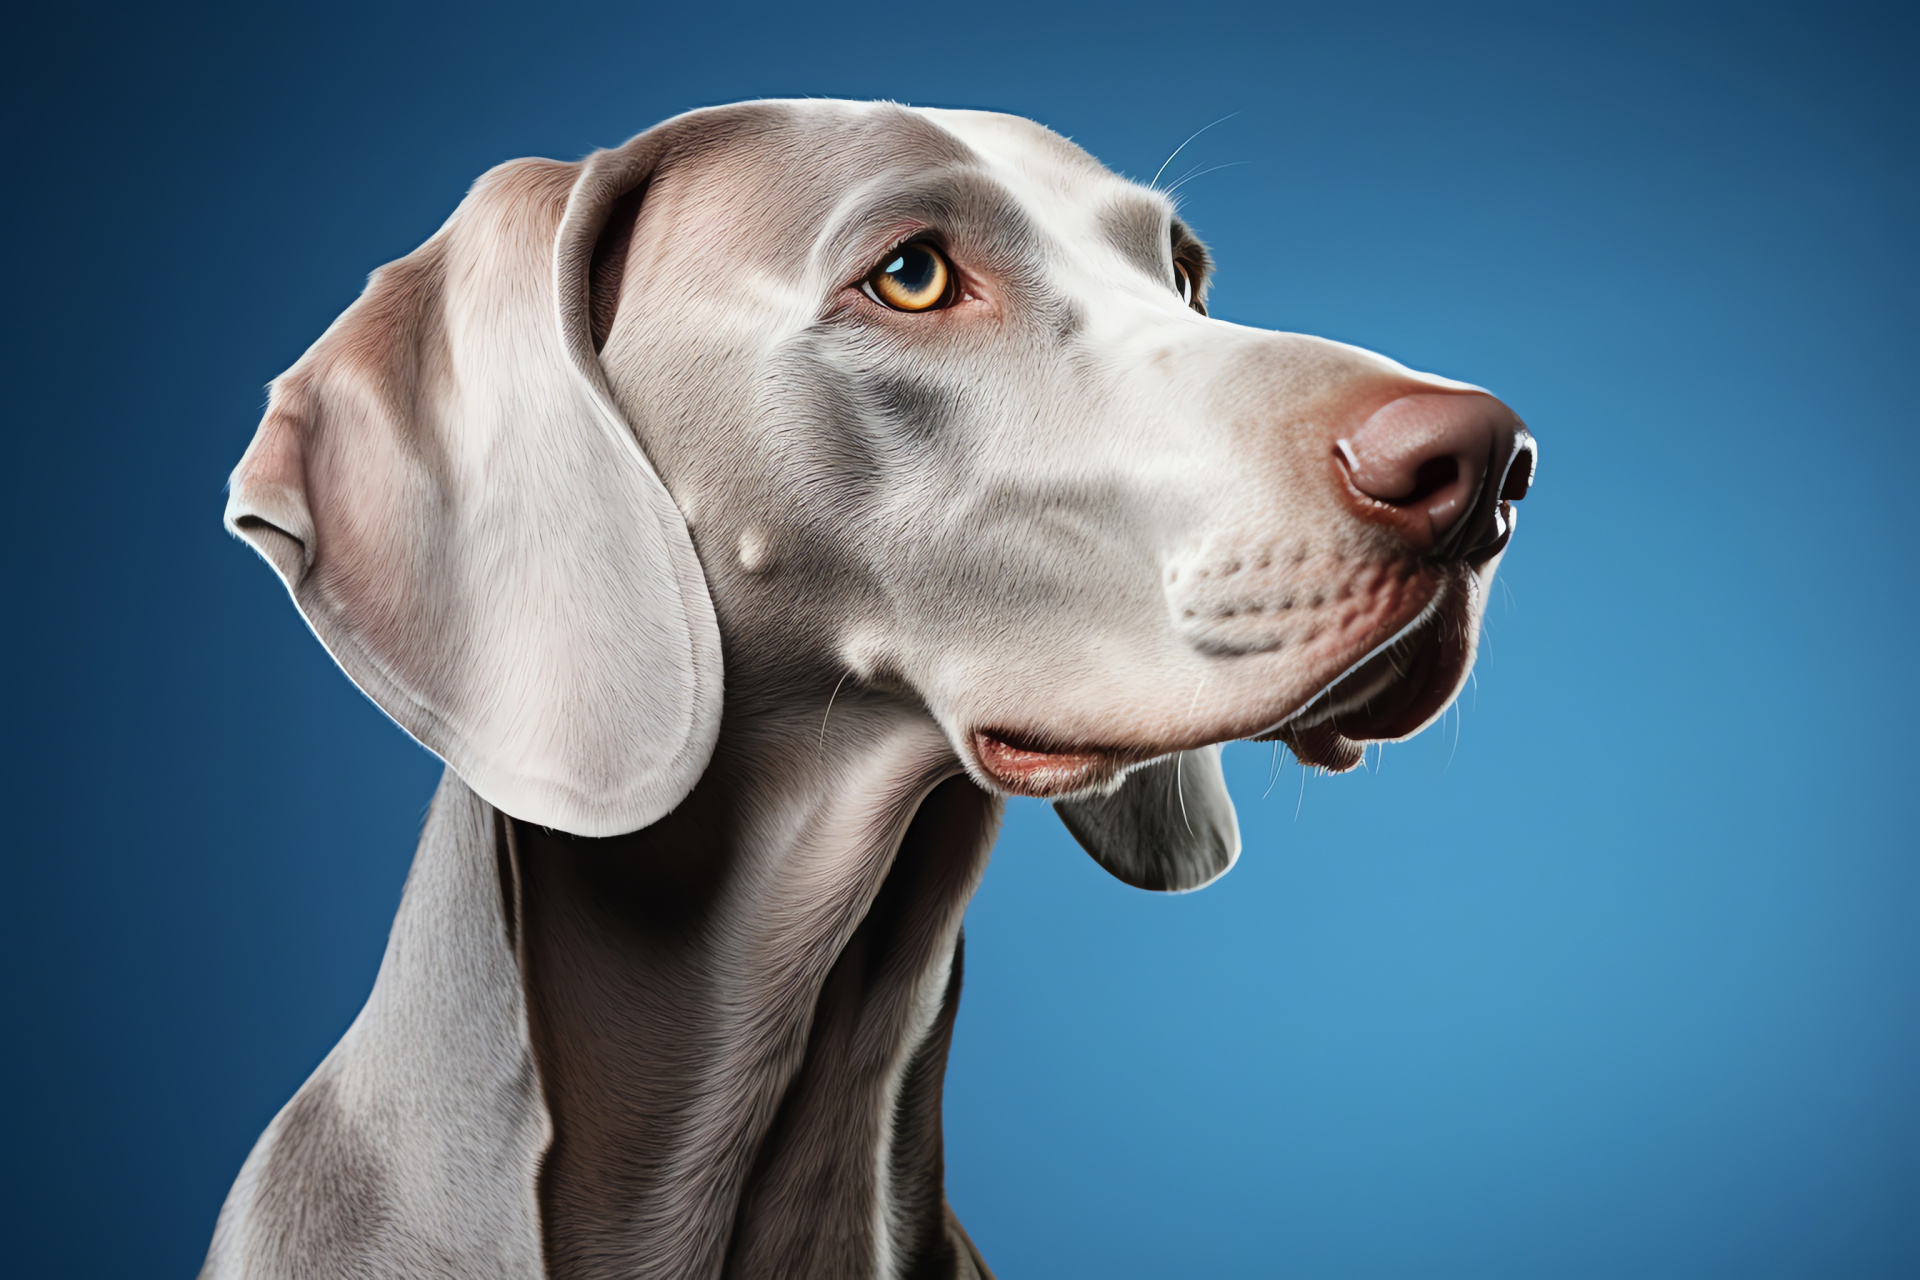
1499, 429, 1538, 502
1333, 435, 1463, 507
1408, 454, 1460, 506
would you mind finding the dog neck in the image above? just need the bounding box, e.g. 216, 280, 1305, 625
501, 695, 1002, 1278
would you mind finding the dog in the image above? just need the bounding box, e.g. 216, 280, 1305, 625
205, 99, 1535, 1279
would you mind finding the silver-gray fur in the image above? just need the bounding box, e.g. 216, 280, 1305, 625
209, 99, 1524, 1279
202, 778, 547, 1277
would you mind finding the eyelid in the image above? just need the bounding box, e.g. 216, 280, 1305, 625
1171, 254, 1207, 314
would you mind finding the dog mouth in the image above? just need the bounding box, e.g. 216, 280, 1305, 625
967, 568, 1474, 790
1259, 570, 1478, 771
971, 730, 1156, 798
972, 569, 1480, 793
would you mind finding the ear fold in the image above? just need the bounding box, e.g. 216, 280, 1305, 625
1054, 747, 1241, 893
226, 146, 721, 838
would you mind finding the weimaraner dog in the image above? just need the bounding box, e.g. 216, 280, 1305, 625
207, 99, 1535, 1279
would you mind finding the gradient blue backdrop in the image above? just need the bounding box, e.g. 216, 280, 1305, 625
3, 2, 1915, 1275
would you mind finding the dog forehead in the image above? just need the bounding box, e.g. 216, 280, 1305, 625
911, 106, 1168, 250
654, 101, 972, 214
645, 100, 1158, 277
686, 99, 1123, 196
909, 107, 1108, 179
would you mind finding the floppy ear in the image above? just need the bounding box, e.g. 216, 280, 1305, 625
1054, 746, 1241, 893
226, 143, 721, 837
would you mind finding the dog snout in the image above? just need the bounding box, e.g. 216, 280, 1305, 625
1334, 392, 1536, 561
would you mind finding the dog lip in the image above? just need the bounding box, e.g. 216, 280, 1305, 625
970, 730, 1151, 798
1259, 578, 1475, 770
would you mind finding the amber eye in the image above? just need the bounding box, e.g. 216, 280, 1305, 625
868, 242, 953, 312
1173, 260, 1196, 309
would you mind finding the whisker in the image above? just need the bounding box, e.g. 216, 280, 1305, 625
819, 671, 851, 744
1164, 157, 1232, 191
1165, 161, 1251, 196
1175, 751, 1193, 835
1150, 112, 1240, 190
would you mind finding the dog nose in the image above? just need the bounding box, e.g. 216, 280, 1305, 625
1335, 392, 1536, 560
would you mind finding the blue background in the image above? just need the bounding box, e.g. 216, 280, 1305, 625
3, 2, 1915, 1275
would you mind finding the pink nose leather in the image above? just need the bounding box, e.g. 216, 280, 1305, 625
1337, 392, 1535, 559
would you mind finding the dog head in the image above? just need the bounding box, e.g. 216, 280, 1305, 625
227, 101, 1534, 890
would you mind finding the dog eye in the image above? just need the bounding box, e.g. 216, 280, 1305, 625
868, 243, 953, 312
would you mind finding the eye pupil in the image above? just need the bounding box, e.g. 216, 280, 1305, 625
890, 247, 936, 290
869, 242, 952, 312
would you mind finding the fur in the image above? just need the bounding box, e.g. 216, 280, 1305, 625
210, 100, 1521, 1279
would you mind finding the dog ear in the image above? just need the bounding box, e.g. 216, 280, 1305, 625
225, 143, 721, 838
1054, 746, 1240, 892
